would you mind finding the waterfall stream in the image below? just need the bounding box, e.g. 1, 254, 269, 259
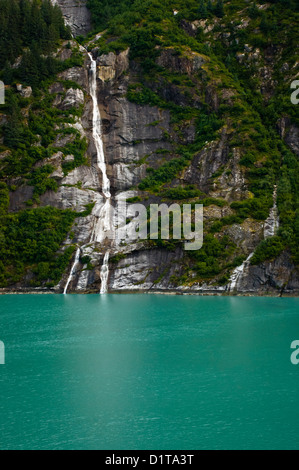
88, 53, 111, 199
88, 52, 112, 293
264, 185, 279, 238
227, 253, 254, 292
63, 247, 81, 294
100, 252, 110, 294
227, 186, 280, 293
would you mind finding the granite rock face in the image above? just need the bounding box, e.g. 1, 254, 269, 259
237, 251, 299, 295
277, 117, 299, 157
56, 48, 291, 295
3, 15, 298, 296
51, 0, 92, 36
31, 44, 299, 295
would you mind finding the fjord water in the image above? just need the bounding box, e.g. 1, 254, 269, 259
0, 295, 298, 450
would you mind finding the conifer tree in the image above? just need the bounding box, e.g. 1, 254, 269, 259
20, 49, 40, 88
3, 94, 24, 148
207, 0, 213, 14
198, 0, 208, 19
0, 0, 71, 70
248, 1, 260, 19
214, 0, 224, 18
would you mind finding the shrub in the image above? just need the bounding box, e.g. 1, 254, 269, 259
251, 236, 285, 265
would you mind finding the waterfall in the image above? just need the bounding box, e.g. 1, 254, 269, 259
88, 52, 112, 293
264, 185, 279, 238
227, 186, 279, 293
100, 252, 110, 294
88, 53, 111, 199
64, 53, 112, 294
228, 253, 254, 292
63, 247, 81, 294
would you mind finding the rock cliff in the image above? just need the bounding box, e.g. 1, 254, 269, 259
1, 1, 298, 296
35, 43, 299, 296
51, 0, 92, 36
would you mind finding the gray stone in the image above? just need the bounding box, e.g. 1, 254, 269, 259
51, 0, 91, 37
60, 88, 84, 110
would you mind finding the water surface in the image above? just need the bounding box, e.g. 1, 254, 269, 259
0, 294, 298, 450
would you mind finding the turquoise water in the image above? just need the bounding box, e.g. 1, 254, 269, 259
0, 294, 298, 450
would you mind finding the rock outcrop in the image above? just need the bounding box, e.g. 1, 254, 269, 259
51, 0, 92, 36
2, 3, 298, 297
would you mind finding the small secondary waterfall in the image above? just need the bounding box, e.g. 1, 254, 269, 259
227, 186, 280, 293
264, 185, 279, 238
88, 52, 112, 293
63, 247, 81, 294
100, 252, 110, 294
228, 253, 254, 292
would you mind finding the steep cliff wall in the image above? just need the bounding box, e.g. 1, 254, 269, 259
1, 1, 298, 296
27, 42, 298, 296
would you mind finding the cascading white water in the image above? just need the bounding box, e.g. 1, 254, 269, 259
100, 252, 110, 294
88, 53, 111, 199
227, 186, 280, 293
264, 185, 279, 238
228, 253, 254, 292
63, 247, 81, 294
88, 52, 112, 293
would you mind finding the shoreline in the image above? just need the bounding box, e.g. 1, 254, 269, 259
0, 288, 298, 297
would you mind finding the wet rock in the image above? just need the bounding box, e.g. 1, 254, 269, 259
97, 49, 129, 83
60, 88, 84, 110
51, 0, 91, 37
9, 186, 34, 212
52, 133, 76, 148
157, 47, 207, 76
16, 84, 32, 98
58, 66, 89, 91
239, 251, 299, 295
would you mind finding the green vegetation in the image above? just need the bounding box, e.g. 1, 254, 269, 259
250, 236, 285, 265
110, 253, 127, 264
0, 0, 89, 288
0, 205, 76, 287
0, 199, 97, 288
61, 135, 88, 175
0, 0, 71, 87
86, 0, 135, 31
187, 234, 235, 278
84, 0, 298, 280
126, 196, 142, 203
138, 155, 191, 192
0, 0, 298, 288
161, 186, 203, 200
29, 164, 58, 197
